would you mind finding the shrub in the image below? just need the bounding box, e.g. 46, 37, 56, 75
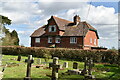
1, 46, 119, 65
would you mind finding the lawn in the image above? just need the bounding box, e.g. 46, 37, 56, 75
1, 55, 120, 80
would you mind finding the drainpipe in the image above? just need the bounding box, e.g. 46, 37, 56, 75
82, 23, 85, 49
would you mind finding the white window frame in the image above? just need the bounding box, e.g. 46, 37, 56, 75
56, 37, 60, 43
94, 39, 96, 45
35, 38, 40, 43
49, 25, 56, 32
48, 37, 52, 43
90, 38, 92, 43
70, 37, 77, 44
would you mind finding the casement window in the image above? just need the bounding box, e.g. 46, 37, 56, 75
49, 25, 56, 32
56, 37, 60, 43
70, 37, 77, 44
35, 38, 40, 43
94, 39, 96, 45
48, 37, 52, 43
90, 38, 92, 43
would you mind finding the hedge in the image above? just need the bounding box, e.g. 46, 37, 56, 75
1, 46, 119, 65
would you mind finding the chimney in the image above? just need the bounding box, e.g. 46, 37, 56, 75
73, 15, 80, 25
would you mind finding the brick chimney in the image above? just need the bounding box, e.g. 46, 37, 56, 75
73, 15, 80, 25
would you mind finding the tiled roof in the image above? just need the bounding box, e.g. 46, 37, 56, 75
30, 16, 98, 38
52, 16, 72, 30
30, 25, 46, 37
63, 22, 89, 36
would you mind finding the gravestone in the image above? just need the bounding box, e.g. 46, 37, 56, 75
73, 62, 78, 69
68, 70, 81, 75
49, 62, 53, 68
17, 55, 21, 61
63, 62, 68, 68
81, 57, 88, 75
82, 57, 95, 79
24, 55, 34, 80
88, 59, 93, 76
50, 57, 60, 80
36, 58, 41, 64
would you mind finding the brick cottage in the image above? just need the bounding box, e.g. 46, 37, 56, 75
30, 15, 100, 50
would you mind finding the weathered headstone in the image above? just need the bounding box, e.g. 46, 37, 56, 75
88, 59, 93, 75
17, 55, 21, 61
50, 57, 60, 80
83, 58, 95, 79
63, 62, 68, 68
68, 70, 81, 75
81, 57, 88, 75
36, 58, 41, 64
24, 55, 34, 80
73, 62, 78, 69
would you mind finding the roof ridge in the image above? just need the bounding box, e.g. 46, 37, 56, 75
82, 21, 96, 30
52, 16, 73, 23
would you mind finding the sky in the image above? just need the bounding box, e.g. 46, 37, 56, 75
0, 0, 119, 49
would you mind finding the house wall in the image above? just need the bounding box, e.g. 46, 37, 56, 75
31, 37, 83, 49
60, 37, 83, 49
84, 30, 98, 49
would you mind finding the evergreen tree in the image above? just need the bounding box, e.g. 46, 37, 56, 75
11, 30, 19, 45
0, 15, 19, 46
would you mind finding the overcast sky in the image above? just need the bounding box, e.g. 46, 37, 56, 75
0, 0, 119, 49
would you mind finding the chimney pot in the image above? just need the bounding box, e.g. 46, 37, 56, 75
73, 15, 80, 25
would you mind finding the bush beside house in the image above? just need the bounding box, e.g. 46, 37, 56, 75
1, 46, 119, 66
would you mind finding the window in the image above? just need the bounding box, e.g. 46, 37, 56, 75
90, 38, 92, 43
35, 38, 40, 43
49, 25, 56, 32
70, 37, 77, 44
56, 37, 60, 43
94, 39, 96, 45
48, 37, 52, 43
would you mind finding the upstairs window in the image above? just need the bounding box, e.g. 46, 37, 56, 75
48, 37, 52, 43
94, 39, 96, 45
49, 25, 56, 32
35, 38, 40, 43
90, 38, 92, 43
56, 37, 60, 43
70, 37, 77, 44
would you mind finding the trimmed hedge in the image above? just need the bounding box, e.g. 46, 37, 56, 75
1, 46, 119, 65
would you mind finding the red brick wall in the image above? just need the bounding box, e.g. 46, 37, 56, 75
60, 37, 83, 49
31, 37, 83, 49
84, 30, 98, 48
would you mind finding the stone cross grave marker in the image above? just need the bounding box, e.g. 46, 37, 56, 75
24, 55, 34, 80
36, 58, 41, 64
63, 62, 68, 68
17, 55, 21, 61
88, 59, 94, 76
73, 62, 78, 69
49, 57, 60, 80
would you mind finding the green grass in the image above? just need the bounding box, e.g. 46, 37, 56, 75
1, 55, 120, 80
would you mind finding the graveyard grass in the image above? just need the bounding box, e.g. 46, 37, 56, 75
1, 55, 120, 80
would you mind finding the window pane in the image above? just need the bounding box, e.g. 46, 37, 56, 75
56, 37, 60, 43
94, 39, 96, 45
70, 37, 77, 43
52, 27, 54, 31
48, 37, 52, 43
35, 38, 40, 43
49, 25, 56, 32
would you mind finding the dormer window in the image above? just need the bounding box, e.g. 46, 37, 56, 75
49, 25, 56, 32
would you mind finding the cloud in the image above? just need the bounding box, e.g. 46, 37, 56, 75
0, 2, 118, 48
1, 2, 42, 24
